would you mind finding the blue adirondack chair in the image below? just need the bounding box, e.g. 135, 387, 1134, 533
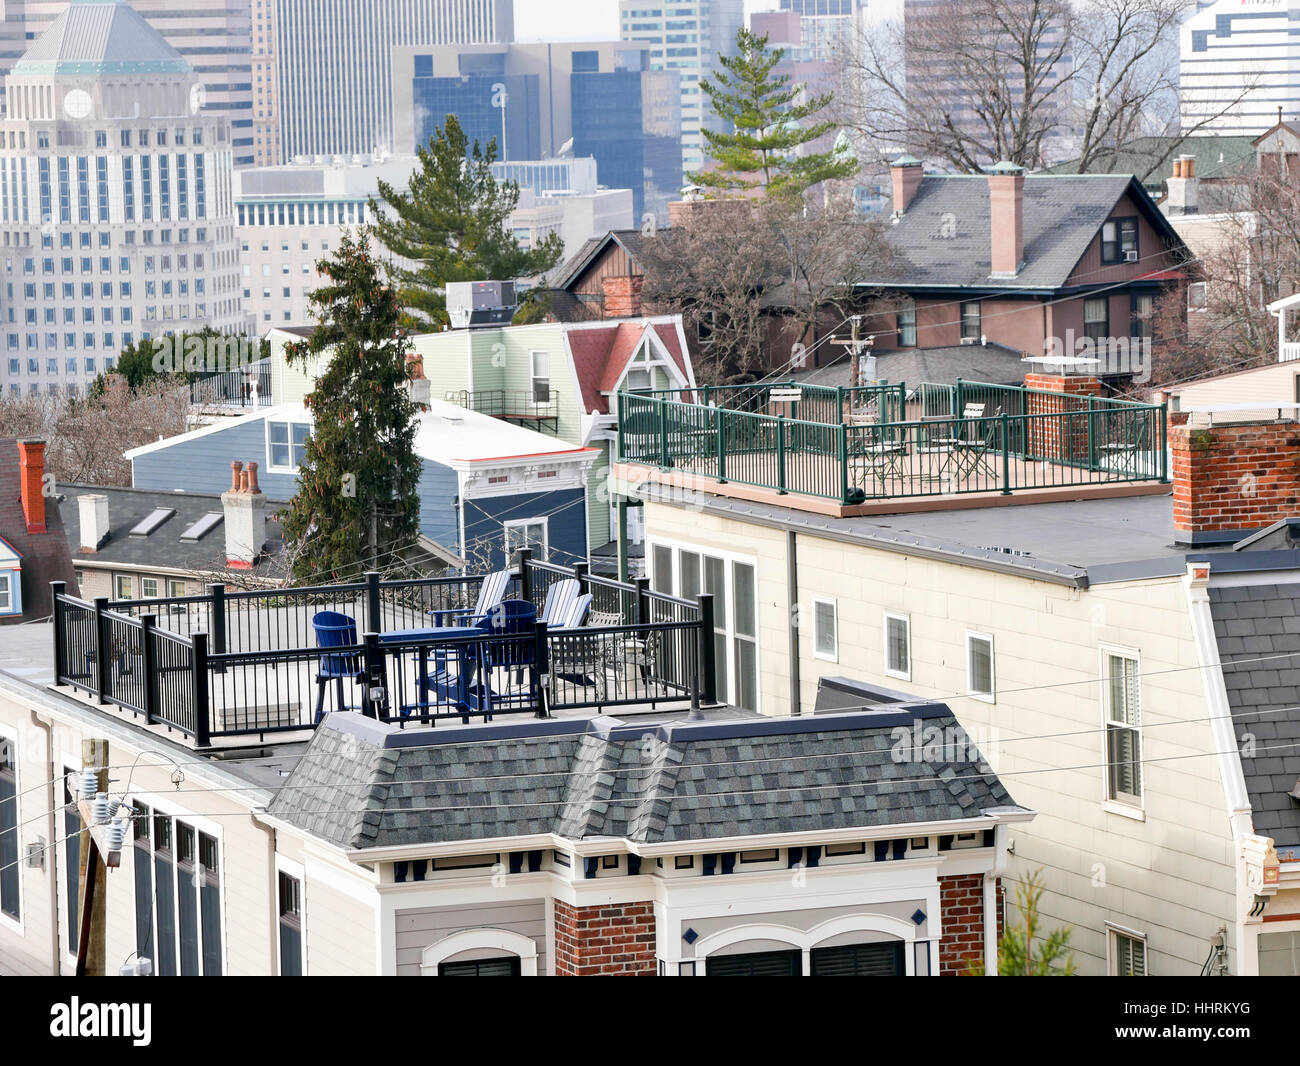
465, 598, 539, 717
311, 611, 365, 721
429, 569, 511, 627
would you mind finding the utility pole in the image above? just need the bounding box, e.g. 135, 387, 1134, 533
75, 738, 109, 977
830, 316, 874, 391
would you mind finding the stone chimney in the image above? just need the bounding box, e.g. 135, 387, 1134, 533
602, 275, 644, 318
1165, 154, 1199, 216
988, 162, 1025, 278
889, 154, 923, 217
221, 460, 267, 568
1172, 418, 1300, 545
16, 439, 46, 534
78, 493, 110, 552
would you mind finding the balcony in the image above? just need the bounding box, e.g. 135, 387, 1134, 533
49, 556, 712, 749
615, 380, 1170, 516
188, 357, 272, 410
448, 388, 560, 432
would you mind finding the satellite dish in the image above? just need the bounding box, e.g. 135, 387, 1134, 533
556, 137, 574, 158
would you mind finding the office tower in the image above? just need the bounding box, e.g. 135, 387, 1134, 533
12, 0, 257, 166
393, 43, 682, 224
1180, 0, 1300, 135
618, 0, 744, 178
0, 0, 245, 397
234, 155, 417, 327
271, 0, 513, 163
777, 0, 865, 62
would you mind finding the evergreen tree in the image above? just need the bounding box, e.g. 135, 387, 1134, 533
279, 231, 422, 582
970, 869, 1077, 975
694, 29, 856, 200
368, 114, 564, 326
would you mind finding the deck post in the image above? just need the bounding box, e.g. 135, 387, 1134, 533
572, 560, 590, 593
533, 621, 550, 718
776, 414, 787, 495
365, 571, 382, 634
93, 596, 110, 705
50, 581, 65, 681
140, 615, 158, 726
658, 400, 670, 469
192, 632, 211, 747
516, 548, 533, 605
1001, 412, 1012, 495
715, 408, 727, 483
1159, 403, 1170, 483
839, 421, 850, 504
206, 582, 226, 674
634, 577, 651, 625
697, 593, 716, 705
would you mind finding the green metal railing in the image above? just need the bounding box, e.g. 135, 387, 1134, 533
617, 380, 1168, 505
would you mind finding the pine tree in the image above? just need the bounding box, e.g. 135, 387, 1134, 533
279, 231, 422, 583
694, 28, 856, 200
368, 114, 564, 326
970, 869, 1077, 975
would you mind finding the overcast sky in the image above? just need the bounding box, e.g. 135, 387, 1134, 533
514, 0, 778, 42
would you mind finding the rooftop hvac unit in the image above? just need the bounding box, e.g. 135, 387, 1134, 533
446, 281, 518, 329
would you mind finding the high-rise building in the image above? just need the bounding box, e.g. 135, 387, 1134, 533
777, 0, 865, 62
393, 42, 681, 224
270, 0, 513, 163
0, 0, 245, 397
10, 0, 257, 166
1180, 0, 1300, 135
618, 0, 743, 178
234, 155, 417, 328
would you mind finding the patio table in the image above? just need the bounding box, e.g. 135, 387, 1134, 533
379, 626, 484, 716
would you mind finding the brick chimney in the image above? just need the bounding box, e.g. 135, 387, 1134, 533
77, 493, 110, 552
1172, 419, 1300, 545
16, 439, 46, 534
222, 460, 267, 568
1165, 154, 1199, 216
889, 154, 923, 217
602, 274, 643, 318
988, 162, 1025, 278
1023, 372, 1101, 464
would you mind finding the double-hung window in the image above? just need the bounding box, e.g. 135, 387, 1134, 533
529, 350, 550, 403
1103, 649, 1142, 807
1101, 217, 1138, 264
1084, 297, 1109, 342
884, 612, 911, 680
277, 867, 304, 976
134, 808, 223, 975
967, 631, 995, 702
504, 518, 548, 563
960, 301, 981, 340
812, 597, 837, 662
897, 301, 917, 346
268, 420, 308, 471
0, 727, 18, 924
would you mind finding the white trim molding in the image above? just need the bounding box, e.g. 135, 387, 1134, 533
419, 928, 539, 976
692, 913, 918, 976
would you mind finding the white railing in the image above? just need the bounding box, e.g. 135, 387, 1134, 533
1280, 342, 1300, 362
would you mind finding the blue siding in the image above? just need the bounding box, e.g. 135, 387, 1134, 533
462, 488, 587, 570
131, 419, 301, 500
417, 463, 459, 548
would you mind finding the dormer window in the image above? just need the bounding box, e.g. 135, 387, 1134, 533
1101, 217, 1138, 264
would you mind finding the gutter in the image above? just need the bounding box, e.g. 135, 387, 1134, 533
788, 530, 801, 717
28, 710, 61, 973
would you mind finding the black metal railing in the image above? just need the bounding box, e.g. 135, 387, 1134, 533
49, 555, 714, 747
188, 358, 272, 409
449, 388, 560, 427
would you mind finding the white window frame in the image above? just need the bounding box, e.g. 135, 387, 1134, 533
504, 518, 549, 563
1187, 281, 1208, 312
0, 720, 23, 935
265, 419, 309, 473
0, 570, 14, 614
966, 630, 995, 703
167, 578, 186, 598
140, 576, 160, 599
529, 349, 550, 403
274, 853, 306, 976
883, 611, 911, 681
1100, 644, 1144, 818
113, 573, 133, 600
647, 537, 760, 713
1107, 923, 1148, 976
811, 596, 838, 663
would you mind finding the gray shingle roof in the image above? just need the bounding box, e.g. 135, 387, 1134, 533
267, 705, 1022, 850
790, 342, 1031, 389
1209, 584, 1300, 849
867, 174, 1168, 291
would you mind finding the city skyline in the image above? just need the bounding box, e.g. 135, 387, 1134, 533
515, 0, 775, 41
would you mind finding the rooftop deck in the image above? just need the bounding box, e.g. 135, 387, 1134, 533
616, 379, 1169, 516
48, 556, 713, 750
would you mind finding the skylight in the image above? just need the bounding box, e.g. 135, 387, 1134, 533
129, 507, 176, 537
179, 513, 223, 542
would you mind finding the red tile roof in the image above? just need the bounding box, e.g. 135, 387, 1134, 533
567, 320, 691, 415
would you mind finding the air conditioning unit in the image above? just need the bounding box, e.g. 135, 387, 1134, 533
1125, 250, 1139, 262
960, 336, 977, 345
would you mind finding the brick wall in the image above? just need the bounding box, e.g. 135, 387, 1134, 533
552, 899, 657, 976
1171, 420, 1300, 541
1024, 373, 1101, 464
938, 873, 1002, 976
601, 274, 643, 319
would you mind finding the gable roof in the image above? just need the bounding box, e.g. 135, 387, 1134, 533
864, 173, 1185, 292
565, 319, 690, 415
1040, 135, 1258, 189
14, 0, 190, 77
1209, 583, 1300, 853
0, 439, 78, 623
554, 229, 646, 291
790, 342, 1032, 389
267, 703, 1025, 851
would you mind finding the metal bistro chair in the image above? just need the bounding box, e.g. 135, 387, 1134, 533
311, 611, 366, 722
429, 569, 510, 627
1100, 413, 1152, 479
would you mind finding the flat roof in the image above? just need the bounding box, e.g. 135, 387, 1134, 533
655, 490, 1261, 586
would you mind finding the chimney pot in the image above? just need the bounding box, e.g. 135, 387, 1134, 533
245, 461, 262, 495
229, 460, 243, 493
16, 439, 46, 534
